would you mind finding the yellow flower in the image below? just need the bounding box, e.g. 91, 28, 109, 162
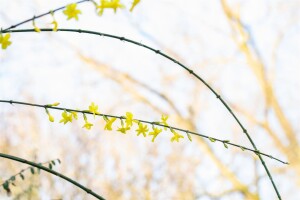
117, 123, 130, 134
136, 123, 148, 137
83, 120, 93, 130
97, 0, 125, 15
125, 112, 138, 127
104, 117, 117, 131
51, 20, 58, 31
0, 33, 12, 49
149, 127, 162, 142
32, 21, 41, 32
63, 3, 82, 20
170, 129, 184, 142
59, 110, 73, 124
70, 111, 78, 120
45, 108, 55, 122
48, 115, 55, 122
88, 102, 100, 118
160, 114, 169, 130
130, 0, 140, 12
47, 102, 60, 107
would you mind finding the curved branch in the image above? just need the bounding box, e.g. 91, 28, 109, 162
0, 28, 283, 198
0, 100, 288, 165
0, 158, 60, 187
1, 0, 92, 32
0, 152, 105, 200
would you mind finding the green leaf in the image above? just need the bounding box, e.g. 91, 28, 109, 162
3, 181, 9, 191
30, 167, 35, 174
186, 133, 192, 142
103, 116, 109, 121
240, 146, 245, 151
57, 159, 61, 164
49, 163, 53, 170
10, 176, 15, 181
51, 160, 56, 165
20, 173, 25, 180
223, 142, 228, 149
208, 137, 216, 142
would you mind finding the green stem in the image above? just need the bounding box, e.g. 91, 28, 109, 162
0, 152, 105, 200
0, 28, 283, 199
0, 158, 60, 187
1, 0, 92, 32
0, 100, 288, 165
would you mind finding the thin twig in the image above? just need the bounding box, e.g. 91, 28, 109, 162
0, 158, 60, 187
0, 99, 288, 165
0, 152, 105, 200
1, 0, 92, 32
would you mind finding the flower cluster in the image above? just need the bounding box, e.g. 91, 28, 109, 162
44, 102, 186, 143
1, 0, 141, 51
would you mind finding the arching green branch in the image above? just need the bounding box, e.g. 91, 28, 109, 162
1, 0, 92, 32
0, 100, 288, 165
0, 158, 60, 189
0, 152, 105, 200
0, 28, 283, 199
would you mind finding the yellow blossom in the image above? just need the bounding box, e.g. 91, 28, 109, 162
125, 112, 138, 127
160, 114, 169, 130
63, 3, 82, 20
32, 21, 41, 32
70, 111, 78, 120
45, 108, 54, 122
97, 0, 125, 15
170, 129, 184, 142
88, 102, 100, 118
83, 120, 93, 130
0, 33, 12, 49
48, 115, 55, 122
130, 0, 140, 12
149, 127, 162, 142
104, 117, 117, 131
51, 20, 58, 31
117, 122, 130, 134
136, 123, 148, 137
47, 102, 60, 107
59, 110, 73, 124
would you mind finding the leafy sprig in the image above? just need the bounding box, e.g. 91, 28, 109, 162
1, 159, 61, 196
0, 152, 105, 200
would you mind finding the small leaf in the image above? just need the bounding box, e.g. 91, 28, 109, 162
51, 160, 56, 165
49, 163, 53, 170
57, 159, 61, 164
30, 167, 35, 174
103, 116, 109, 121
209, 137, 216, 142
186, 133, 192, 142
10, 176, 15, 181
11, 182, 16, 187
3, 181, 9, 190
223, 142, 228, 149
3, 181, 10, 195
240, 146, 245, 151
20, 173, 25, 180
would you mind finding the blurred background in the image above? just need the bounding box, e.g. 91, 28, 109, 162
0, 0, 299, 199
